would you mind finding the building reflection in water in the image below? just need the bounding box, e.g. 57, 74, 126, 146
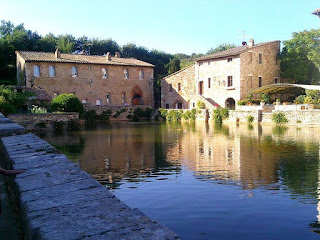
39, 122, 320, 235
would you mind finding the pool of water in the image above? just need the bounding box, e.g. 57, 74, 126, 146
38, 122, 320, 240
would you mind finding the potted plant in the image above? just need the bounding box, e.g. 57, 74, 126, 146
276, 98, 281, 105
260, 93, 270, 106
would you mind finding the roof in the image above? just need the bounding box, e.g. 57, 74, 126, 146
16, 51, 155, 67
163, 64, 194, 79
252, 83, 320, 95
17, 86, 52, 101
196, 40, 280, 62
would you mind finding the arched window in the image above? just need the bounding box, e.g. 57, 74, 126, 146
139, 70, 144, 80
96, 99, 101, 106
49, 66, 55, 77
124, 69, 129, 79
71, 66, 78, 77
102, 68, 108, 79
33, 65, 40, 77
81, 99, 87, 104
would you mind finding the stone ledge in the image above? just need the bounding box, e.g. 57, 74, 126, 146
0, 133, 180, 240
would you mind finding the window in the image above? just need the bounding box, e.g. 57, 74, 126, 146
81, 99, 87, 104
274, 78, 278, 84
178, 83, 181, 91
53, 93, 58, 97
49, 66, 55, 77
193, 102, 195, 108
124, 69, 129, 79
227, 76, 233, 87
208, 78, 211, 88
259, 77, 262, 87
227, 58, 233, 62
122, 92, 126, 105
259, 53, 263, 64
139, 70, 144, 80
96, 99, 101, 106
169, 84, 173, 92
102, 68, 108, 79
165, 104, 169, 109
106, 93, 111, 104
33, 65, 40, 77
71, 66, 78, 77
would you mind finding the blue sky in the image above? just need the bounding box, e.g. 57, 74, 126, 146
0, 0, 319, 54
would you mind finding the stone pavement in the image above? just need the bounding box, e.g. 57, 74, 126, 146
0, 113, 25, 136
0, 114, 180, 240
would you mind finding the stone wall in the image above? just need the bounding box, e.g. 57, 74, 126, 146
161, 65, 196, 109
0, 114, 180, 239
18, 57, 154, 107
8, 113, 79, 130
229, 109, 320, 124
84, 105, 152, 121
240, 41, 280, 99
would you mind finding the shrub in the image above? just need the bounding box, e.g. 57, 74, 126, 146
51, 94, 84, 115
294, 95, 305, 104
166, 110, 181, 121
261, 93, 270, 103
191, 108, 197, 120
272, 112, 288, 124
237, 99, 247, 105
67, 119, 81, 131
159, 108, 168, 119
182, 110, 192, 120
31, 105, 47, 113
196, 100, 205, 109
213, 108, 229, 123
100, 110, 112, 122
83, 110, 98, 122
247, 115, 254, 124
144, 107, 153, 120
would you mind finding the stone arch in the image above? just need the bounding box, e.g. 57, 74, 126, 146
173, 99, 183, 109
225, 98, 236, 110
131, 85, 143, 105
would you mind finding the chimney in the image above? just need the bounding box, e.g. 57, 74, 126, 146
115, 52, 121, 58
55, 49, 61, 58
106, 52, 111, 61
248, 39, 255, 47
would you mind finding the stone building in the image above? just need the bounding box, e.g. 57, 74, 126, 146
161, 40, 281, 110
16, 50, 154, 107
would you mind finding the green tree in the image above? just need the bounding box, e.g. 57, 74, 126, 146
56, 34, 76, 53
206, 43, 236, 55
38, 33, 57, 52
280, 29, 320, 84
166, 57, 180, 74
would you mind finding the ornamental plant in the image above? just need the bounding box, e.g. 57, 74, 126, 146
272, 112, 288, 124
51, 94, 84, 115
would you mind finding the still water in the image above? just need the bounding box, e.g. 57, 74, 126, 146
39, 122, 320, 240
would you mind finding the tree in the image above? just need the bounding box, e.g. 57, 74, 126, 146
280, 29, 320, 84
166, 57, 180, 75
56, 34, 76, 53
38, 33, 57, 52
207, 43, 236, 55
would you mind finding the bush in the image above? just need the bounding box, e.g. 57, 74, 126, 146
213, 109, 222, 123
272, 112, 288, 124
196, 100, 205, 109
261, 93, 270, 103
191, 109, 197, 120
51, 94, 84, 115
100, 110, 112, 122
247, 115, 254, 124
144, 107, 153, 120
83, 110, 98, 122
67, 119, 81, 131
159, 108, 168, 119
182, 110, 192, 120
237, 99, 247, 105
166, 110, 181, 121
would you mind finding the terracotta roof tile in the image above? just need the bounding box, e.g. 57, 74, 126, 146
16, 51, 154, 67
18, 86, 52, 101
196, 40, 280, 61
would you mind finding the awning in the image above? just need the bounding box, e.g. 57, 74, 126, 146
251, 83, 320, 95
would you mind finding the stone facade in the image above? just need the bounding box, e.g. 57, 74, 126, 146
162, 40, 281, 110
16, 51, 154, 108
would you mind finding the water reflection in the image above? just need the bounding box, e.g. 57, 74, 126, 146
37, 122, 320, 239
